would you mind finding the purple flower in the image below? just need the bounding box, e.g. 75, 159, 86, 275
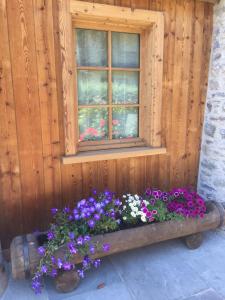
77, 236, 84, 245
104, 190, 111, 197
88, 219, 95, 228
77, 269, 85, 278
92, 188, 97, 195
82, 256, 91, 268
81, 212, 86, 219
63, 207, 70, 214
37, 246, 45, 257
153, 190, 159, 197
68, 215, 73, 221
51, 208, 58, 215
95, 203, 101, 210
102, 243, 110, 252
73, 208, 79, 215
90, 206, 95, 213
89, 197, 95, 203
84, 235, 91, 242
163, 196, 168, 202
47, 230, 55, 240
57, 258, 63, 269
150, 199, 155, 206
114, 198, 121, 206
41, 265, 48, 274
93, 258, 101, 268
145, 188, 152, 196
51, 256, 56, 264
50, 269, 57, 278
89, 244, 95, 254
74, 214, 80, 220
69, 232, 75, 240
63, 261, 72, 271
94, 214, 100, 221
32, 277, 42, 294
80, 199, 86, 206
67, 242, 77, 254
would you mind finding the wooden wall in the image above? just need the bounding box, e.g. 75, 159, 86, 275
0, 0, 213, 248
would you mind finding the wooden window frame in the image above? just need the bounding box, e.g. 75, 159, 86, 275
58, 0, 166, 164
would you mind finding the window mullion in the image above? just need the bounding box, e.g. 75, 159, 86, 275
108, 31, 113, 140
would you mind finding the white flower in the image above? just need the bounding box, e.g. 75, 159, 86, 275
132, 207, 138, 213
134, 194, 140, 200
143, 200, 148, 206
123, 195, 127, 198
123, 216, 127, 220
123, 205, 127, 210
141, 215, 147, 222
131, 212, 136, 218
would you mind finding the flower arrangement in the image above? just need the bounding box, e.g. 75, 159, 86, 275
32, 187, 206, 294
167, 188, 207, 218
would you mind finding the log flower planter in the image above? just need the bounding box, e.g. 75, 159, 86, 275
10, 201, 225, 293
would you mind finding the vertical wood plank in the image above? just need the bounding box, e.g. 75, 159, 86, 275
33, 0, 62, 221
0, 0, 23, 248
7, 0, 45, 232
170, 0, 194, 187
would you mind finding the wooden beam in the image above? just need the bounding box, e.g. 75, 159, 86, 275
62, 147, 167, 164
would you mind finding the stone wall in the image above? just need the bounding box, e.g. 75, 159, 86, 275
198, 0, 225, 202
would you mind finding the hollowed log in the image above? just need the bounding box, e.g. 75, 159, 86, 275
10, 201, 225, 293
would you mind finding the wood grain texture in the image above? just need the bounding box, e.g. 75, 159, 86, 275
0, 0, 213, 248
0, 0, 23, 247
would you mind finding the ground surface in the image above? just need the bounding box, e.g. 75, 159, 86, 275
1, 231, 225, 300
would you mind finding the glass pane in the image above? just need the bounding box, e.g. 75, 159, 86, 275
76, 29, 107, 67
112, 71, 139, 104
112, 32, 140, 68
78, 70, 108, 105
79, 108, 108, 141
112, 107, 138, 139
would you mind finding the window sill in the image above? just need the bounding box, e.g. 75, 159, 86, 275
62, 147, 167, 164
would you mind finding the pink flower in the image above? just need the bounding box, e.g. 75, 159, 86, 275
112, 119, 119, 125
100, 119, 105, 127
85, 127, 98, 136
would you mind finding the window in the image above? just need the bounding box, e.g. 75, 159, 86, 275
76, 28, 141, 148
58, 0, 166, 163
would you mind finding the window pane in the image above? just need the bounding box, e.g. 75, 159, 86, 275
112, 71, 139, 104
79, 108, 108, 141
76, 29, 107, 67
78, 70, 108, 105
112, 107, 138, 139
112, 32, 140, 68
